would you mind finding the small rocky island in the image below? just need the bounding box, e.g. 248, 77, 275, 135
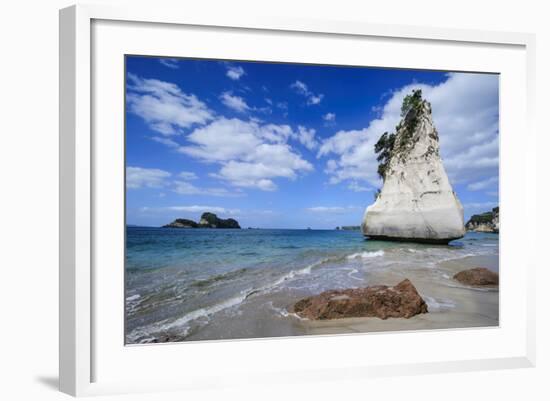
465, 207, 499, 233
335, 226, 361, 231
163, 212, 241, 229
362, 90, 465, 244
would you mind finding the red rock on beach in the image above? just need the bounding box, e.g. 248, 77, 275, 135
453, 267, 499, 286
293, 279, 428, 320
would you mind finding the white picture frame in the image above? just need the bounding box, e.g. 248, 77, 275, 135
59, 3, 536, 397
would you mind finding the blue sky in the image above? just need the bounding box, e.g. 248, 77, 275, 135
126, 56, 499, 229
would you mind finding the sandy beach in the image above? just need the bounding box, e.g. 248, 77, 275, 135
296, 254, 499, 336
126, 228, 499, 343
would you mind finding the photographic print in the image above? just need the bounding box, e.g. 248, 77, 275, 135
125, 56, 499, 344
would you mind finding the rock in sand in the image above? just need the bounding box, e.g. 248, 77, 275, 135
453, 267, 499, 286
293, 279, 428, 320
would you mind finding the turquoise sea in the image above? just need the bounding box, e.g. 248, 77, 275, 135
125, 227, 499, 343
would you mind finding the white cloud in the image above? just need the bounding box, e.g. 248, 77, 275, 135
219, 91, 251, 113
290, 80, 324, 105
159, 58, 179, 69
214, 162, 283, 192
306, 206, 361, 213
126, 166, 242, 197
276, 101, 288, 110
318, 73, 499, 190
178, 171, 198, 180
462, 201, 498, 211
166, 205, 241, 215
294, 126, 318, 150
151, 136, 180, 148
179, 118, 261, 162
127, 73, 214, 135
347, 181, 372, 192
323, 112, 336, 122
308, 94, 324, 105
317, 128, 381, 185
291, 80, 308, 93
220, 92, 272, 115
172, 181, 241, 197
325, 159, 338, 173
178, 118, 313, 191
126, 167, 171, 189
467, 175, 499, 191
226, 65, 245, 80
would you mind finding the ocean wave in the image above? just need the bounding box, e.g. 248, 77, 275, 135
444, 283, 499, 292
125, 294, 142, 314
127, 290, 251, 343
267, 302, 308, 320
128, 258, 334, 342
423, 295, 456, 311
191, 267, 248, 289
248, 257, 332, 296
335, 267, 364, 281
346, 250, 385, 260
347, 268, 362, 281
436, 253, 476, 264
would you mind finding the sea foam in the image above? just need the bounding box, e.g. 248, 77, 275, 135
346, 250, 385, 260
128, 258, 330, 342
423, 295, 456, 311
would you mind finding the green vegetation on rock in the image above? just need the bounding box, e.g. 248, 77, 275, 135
199, 212, 241, 229
465, 207, 499, 233
468, 212, 493, 224
162, 218, 198, 228
374, 132, 396, 180
374, 89, 424, 181
401, 89, 423, 118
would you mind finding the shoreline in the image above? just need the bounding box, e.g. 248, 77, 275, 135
292, 253, 499, 336
126, 231, 499, 343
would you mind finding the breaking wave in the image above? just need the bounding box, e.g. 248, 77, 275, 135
346, 250, 385, 259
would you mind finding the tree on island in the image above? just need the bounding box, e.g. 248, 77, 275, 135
374, 89, 424, 181
400, 89, 423, 117
374, 131, 396, 180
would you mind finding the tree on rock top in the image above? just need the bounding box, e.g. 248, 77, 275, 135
374, 89, 424, 181
199, 212, 241, 229
401, 89, 423, 117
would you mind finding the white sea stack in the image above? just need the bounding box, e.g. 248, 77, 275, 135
362, 91, 465, 244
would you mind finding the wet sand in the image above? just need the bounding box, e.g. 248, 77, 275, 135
295, 254, 499, 336
182, 254, 499, 341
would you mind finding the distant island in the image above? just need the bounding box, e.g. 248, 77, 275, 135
465, 207, 499, 233
163, 212, 241, 229
336, 226, 361, 231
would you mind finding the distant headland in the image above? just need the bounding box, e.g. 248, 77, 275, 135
465, 207, 499, 233
163, 212, 241, 229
